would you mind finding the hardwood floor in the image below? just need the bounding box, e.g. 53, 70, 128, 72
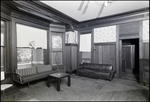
1, 74, 149, 101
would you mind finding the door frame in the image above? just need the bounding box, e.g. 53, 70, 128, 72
78, 29, 93, 67
119, 38, 139, 78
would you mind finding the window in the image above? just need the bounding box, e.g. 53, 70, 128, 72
52, 33, 63, 65
16, 23, 47, 69
1, 21, 5, 71
79, 33, 91, 63
79, 34, 91, 52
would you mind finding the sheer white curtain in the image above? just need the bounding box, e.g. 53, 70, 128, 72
16, 23, 47, 49
79, 34, 91, 52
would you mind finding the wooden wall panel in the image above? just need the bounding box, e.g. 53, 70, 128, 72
71, 46, 77, 70
65, 44, 77, 71
119, 21, 140, 39
119, 21, 139, 35
98, 46, 103, 64
93, 46, 99, 63
110, 45, 116, 70
102, 45, 111, 64
50, 23, 66, 32
143, 42, 149, 59
94, 44, 116, 71
66, 46, 71, 70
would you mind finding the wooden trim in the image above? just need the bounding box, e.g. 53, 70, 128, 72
11, 17, 49, 30
91, 29, 94, 63
1, 13, 11, 21
10, 21, 17, 71
48, 25, 52, 65
77, 31, 80, 67
77, 8, 149, 30
65, 44, 78, 46
116, 25, 120, 78
78, 29, 93, 34
119, 34, 139, 39
139, 21, 143, 59
119, 40, 122, 78
62, 32, 66, 72
46, 31, 50, 64
94, 42, 116, 46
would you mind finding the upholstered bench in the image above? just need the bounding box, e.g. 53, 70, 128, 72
13, 65, 57, 87
76, 63, 116, 81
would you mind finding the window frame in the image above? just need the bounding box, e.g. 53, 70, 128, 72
16, 23, 48, 68
1, 20, 6, 72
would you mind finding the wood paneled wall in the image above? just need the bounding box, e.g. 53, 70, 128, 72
94, 43, 116, 76
65, 44, 78, 71
143, 42, 149, 59
119, 21, 140, 39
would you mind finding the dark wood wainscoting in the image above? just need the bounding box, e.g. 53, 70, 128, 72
65, 44, 78, 71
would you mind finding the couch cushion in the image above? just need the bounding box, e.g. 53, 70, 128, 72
82, 63, 112, 72
35, 64, 52, 73
21, 70, 57, 83
99, 64, 113, 72
15, 67, 37, 76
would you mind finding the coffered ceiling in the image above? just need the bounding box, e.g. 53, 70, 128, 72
40, 1, 149, 22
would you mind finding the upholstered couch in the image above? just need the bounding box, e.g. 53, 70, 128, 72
76, 63, 116, 81
13, 65, 57, 87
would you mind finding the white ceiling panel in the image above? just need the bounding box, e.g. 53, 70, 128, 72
41, 1, 149, 22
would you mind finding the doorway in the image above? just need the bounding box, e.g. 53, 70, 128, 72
120, 38, 139, 82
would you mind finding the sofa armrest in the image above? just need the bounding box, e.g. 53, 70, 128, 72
13, 72, 23, 84
109, 70, 116, 81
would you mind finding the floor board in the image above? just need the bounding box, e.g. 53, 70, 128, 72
1, 73, 149, 101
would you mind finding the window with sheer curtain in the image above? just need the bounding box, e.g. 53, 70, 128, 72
79, 33, 91, 52
16, 23, 47, 69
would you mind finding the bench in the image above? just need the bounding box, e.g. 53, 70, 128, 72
13, 65, 57, 87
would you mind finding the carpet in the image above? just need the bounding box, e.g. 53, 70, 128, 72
20, 75, 107, 101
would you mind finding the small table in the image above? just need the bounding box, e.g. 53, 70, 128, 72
48, 72, 71, 91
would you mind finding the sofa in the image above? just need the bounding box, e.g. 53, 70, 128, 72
13, 64, 57, 87
76, 63, 116, 81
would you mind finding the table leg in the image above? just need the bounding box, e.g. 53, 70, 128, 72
48, 76, 51, 87
57, 79, 60, 91
68, 75, 71, 86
